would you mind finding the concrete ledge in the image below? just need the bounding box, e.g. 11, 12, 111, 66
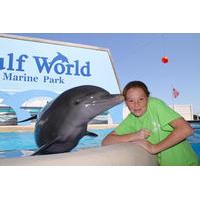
0, 143, 158, 166
0, 124, 118, 132
0, 125, 34, 132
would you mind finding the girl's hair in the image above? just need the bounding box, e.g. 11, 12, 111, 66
123, 81, 150, 98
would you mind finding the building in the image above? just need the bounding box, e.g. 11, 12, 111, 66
169, 104, 193, 120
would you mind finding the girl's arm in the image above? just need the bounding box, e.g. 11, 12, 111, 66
101, 129, 151, 146
134, 118, 193, 154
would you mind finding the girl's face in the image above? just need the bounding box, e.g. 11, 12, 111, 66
125, 87, 148, 117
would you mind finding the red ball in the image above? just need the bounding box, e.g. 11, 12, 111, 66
161, 56, 168, 64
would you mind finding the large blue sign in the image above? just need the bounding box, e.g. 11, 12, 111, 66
0, 34, 120, 94
0, 34, 122, 123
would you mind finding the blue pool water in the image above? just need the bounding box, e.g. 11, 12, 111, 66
1, 122, 200, 158
0, 129, 112, 158
187, 122, 200, 157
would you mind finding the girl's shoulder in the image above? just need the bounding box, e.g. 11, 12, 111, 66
148, 97, 168, 110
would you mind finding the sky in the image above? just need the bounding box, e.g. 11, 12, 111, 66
12, 33, 200, 114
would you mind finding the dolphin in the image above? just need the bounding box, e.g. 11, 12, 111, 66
29, 85, 123, 155
50, 52, 69, 66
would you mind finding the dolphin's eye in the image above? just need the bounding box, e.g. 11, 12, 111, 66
74, 100, 80, 105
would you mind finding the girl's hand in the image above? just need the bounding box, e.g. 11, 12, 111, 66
132, 139, 158, 154
137, 129, 151, 140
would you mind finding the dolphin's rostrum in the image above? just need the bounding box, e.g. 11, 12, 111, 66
30, 85, 123, 155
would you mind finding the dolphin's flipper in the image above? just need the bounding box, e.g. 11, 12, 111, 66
31, 137, 59, 156
32, 132, 97, 155
86, 131, 98, 137
17, 115, 37, 123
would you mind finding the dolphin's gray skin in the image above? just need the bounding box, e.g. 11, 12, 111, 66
31, 85, 123, 155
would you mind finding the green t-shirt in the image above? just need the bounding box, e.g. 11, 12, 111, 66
115, 97, 199, 166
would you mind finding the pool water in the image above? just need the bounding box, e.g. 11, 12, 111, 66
0, 129, 112, 158
1, 123, 200, 158
187, 122, 200, 157
0, 132, 37, 151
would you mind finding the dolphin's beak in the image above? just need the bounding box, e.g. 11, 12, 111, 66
99, 94, 124, 107
110, 94, 124, 102
85, 94, 124, 107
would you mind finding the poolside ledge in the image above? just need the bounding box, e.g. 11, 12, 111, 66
0, 143, 157, 166
0, 124, 118, 132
